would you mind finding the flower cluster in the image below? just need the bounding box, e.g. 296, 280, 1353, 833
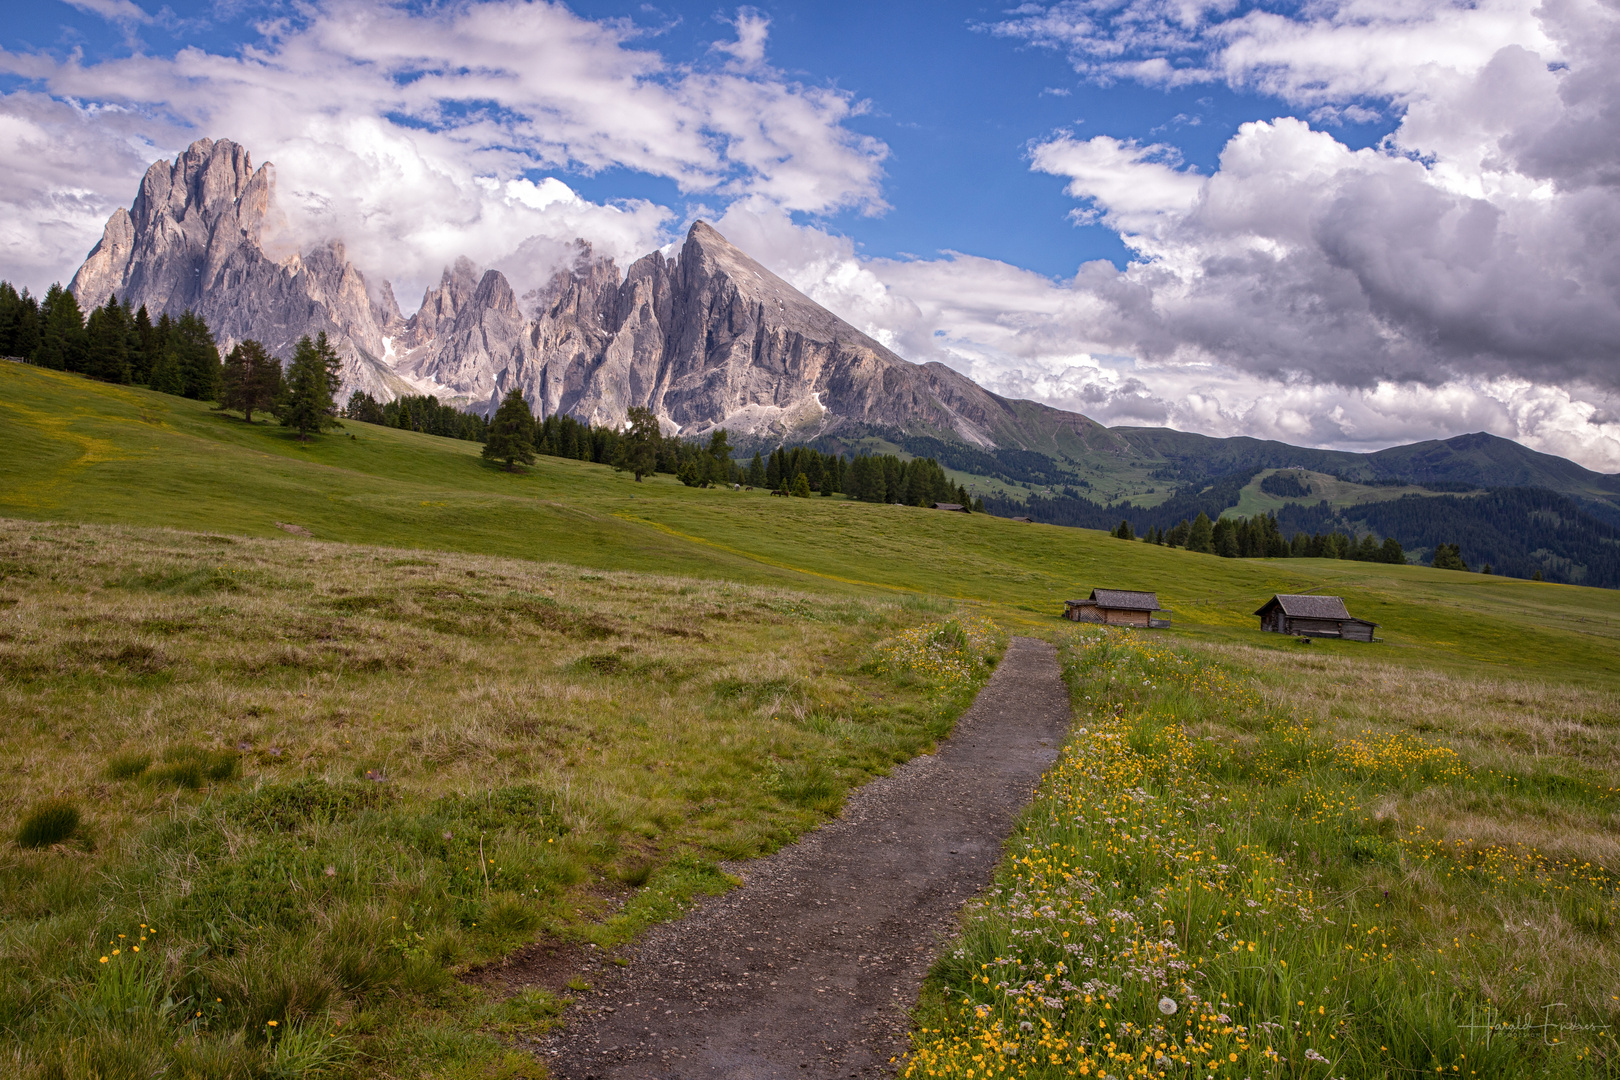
871, 615, 1001, 688
903, 628, 1615, 1078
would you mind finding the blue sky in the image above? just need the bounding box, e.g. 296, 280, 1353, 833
1, 0, 1392, 277
2, 0, 1618, 470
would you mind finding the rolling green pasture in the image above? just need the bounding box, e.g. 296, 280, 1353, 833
1225, 468, 1453, 519
4, 362, 1620, 1079
3, 363, 1618, 690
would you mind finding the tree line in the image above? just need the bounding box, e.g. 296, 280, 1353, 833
345, 391, 489, 442
473, 389, 984, 511
2, 279, 359, 441
2, 283, 221, 399
1109, 510, 1407, 563
1278, 489, 1620, 588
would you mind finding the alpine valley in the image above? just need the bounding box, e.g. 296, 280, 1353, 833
63, 138, 1620, 584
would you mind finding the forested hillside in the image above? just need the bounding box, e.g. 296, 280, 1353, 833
1278, 488, 1620, 587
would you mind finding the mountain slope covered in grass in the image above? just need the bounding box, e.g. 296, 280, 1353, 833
4, 362, 1619, 681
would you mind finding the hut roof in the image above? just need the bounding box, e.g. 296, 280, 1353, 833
1255, 594, 1351, 619
932, 502, 966, 512
1089, 589, 1162, 611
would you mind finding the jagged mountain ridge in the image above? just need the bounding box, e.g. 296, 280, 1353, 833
65, 139, 1620, 509
70, 138, 1103, 449
70, 138, 414, 400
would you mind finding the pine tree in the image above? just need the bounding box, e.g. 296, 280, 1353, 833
790, 472, 811, 498
3, 285, 42, 360
0, 281, 27, 356
482, 387, 536, 471
85, 295, 131, 383
1186, 512, 1214, 553
1431, 543, 1469, 571
1112, 519, 1135, 541
172, 311, 222, 399
614, 406, 660, 481
276, 332, 343, 439
765, 448, 783, 489
747, 452, 766, 487
130, 305, 156, 383
219, 339, 283, 422
36, 284, 88, 372
345, 391, 388, 425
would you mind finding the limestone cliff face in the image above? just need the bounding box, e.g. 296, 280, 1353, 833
395, 222, 1020, 444
69, 137, 1081, 448
70, 138, 407, 399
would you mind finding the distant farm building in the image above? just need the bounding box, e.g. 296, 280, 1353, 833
1255, 595, 1378, 641
1064, 589, 1171, 628
932, 502, 968, 512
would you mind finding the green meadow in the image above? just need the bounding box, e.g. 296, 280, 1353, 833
4, 363, 1617, 687
2, 361, 1618, 1078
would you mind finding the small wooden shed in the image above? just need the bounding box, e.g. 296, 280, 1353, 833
932, 502, 968, 512
1064, 589, 1171, 628
1255, 594, 1378, 641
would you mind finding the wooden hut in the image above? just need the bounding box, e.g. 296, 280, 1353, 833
1064, 589, 1171, 628
932, 502, 968, 512
1254, 594, 1377, 641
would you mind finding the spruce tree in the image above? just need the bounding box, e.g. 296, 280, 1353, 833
7, 287, 41, 360
790, 472, 811, 498
219, 339, 283, 422
482, 387, 536, 470
345, 391, 387, 425
613, 406, 660, 481
276, 333, 344, 439
0, 281, 23, 356
85, 295, 131, 383
172, 311, 222, 399
36, 285, 87, 372
1431, 543, 1469, 571
130, 305, 156, 383
747, 451, 766, 487
1186, 512, 1214, 553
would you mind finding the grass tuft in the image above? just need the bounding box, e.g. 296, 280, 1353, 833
104, 751, 151, 781
16, 797, 80, 848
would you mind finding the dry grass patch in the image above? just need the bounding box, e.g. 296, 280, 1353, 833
0, 518, 1000, 1078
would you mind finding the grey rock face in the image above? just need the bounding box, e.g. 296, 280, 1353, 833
70, 138, 407, 399
70, 138, 1076, 449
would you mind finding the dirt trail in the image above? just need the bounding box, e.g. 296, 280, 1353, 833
533, 636, 1072, 1079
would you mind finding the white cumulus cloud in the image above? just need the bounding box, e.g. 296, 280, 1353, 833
0, 0, 886, 304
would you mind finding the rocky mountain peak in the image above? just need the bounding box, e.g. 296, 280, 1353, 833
71, 138, 410, 401
68, 138, 1083, 450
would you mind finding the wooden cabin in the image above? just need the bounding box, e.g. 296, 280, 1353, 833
1254, 594, 1378, 641
932, 502, 968, 512
1064, 589, 1171, 628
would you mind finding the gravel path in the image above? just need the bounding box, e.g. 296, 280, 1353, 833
533, 635, 1072, 1079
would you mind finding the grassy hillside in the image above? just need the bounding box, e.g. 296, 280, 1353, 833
1226, 468, 1448, 518
4, 362, 1620, 688
5, 362, 1620, 1078
0, 518, 997, 1077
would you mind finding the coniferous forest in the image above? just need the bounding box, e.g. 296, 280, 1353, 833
2, 281, 221, 400
987, 467, 1620, 587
